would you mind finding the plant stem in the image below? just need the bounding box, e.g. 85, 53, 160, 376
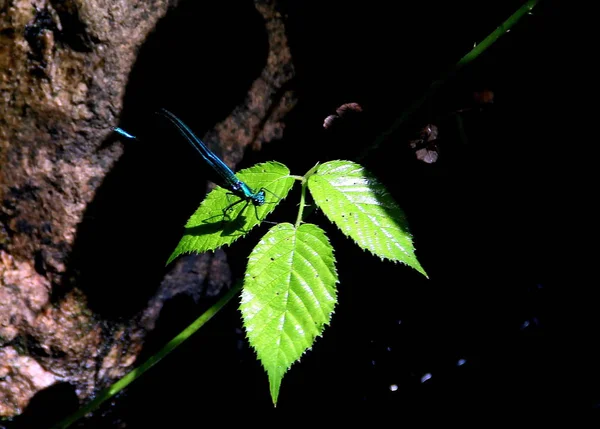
295, 180, 308, 227
295, 163, 320, 227
52, 281, 243, 429
357, 0, 541, 161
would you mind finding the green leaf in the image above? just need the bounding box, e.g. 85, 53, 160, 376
167, 162, 295, 264
240, 223, 338, 405
308, 160, 427, 276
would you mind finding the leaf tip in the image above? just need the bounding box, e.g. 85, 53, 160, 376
412, 261, 428, 278
165, 252, 179, 266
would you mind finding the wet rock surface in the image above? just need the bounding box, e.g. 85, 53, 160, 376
1, 0, 295, 421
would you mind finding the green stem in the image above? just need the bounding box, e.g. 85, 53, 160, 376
295, 163, 320, 227
357, 0, 541, 161
52, 281, 243, 429
295, 180, 308, 227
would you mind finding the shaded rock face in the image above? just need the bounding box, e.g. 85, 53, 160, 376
0, 0, 295, 419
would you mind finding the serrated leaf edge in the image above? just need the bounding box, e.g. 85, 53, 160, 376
310, 161, 427, 277
240, 223, 339, 404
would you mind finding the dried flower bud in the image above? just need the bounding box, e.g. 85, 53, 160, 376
323, 102, 363, 129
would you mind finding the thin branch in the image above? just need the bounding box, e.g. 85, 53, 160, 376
357, 0, 541, 161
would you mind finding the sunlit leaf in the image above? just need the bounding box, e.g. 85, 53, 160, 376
167, 162, 295, 264
308, 160, 427, 276
240, 223, 338, 405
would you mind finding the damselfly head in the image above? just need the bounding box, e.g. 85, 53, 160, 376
252, 190, 266, 206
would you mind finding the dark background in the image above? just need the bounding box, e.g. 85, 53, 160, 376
11, 0, 594, 426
